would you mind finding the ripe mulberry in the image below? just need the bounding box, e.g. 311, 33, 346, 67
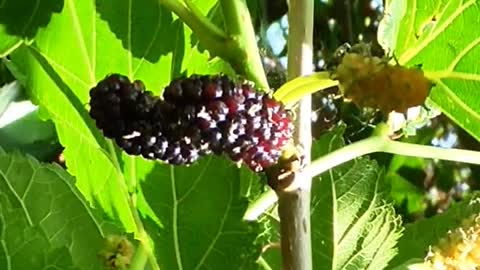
89, 74, 293, 172
332, 51, 432, 113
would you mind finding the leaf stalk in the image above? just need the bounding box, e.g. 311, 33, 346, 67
245, 136, 480, 221
159, 0, 269, 89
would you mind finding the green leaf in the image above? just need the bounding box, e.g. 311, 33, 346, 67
379, 0, 480, 141
311, 127, 403, 270
8, 0, 232, 232
386, 155, 426, 215
0, 25, 22, 57
257, 127, 403, 270
255, 213, 281, 270
0, 148, 115, 270
141, 156, 261, 270
0, 0, 63, 56
389, 193, 480, 268
273, 71, 338, 107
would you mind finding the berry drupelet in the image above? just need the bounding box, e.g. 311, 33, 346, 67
89, 74, 293, 172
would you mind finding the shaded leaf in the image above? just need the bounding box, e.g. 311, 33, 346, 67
141, 155, 261, 270
386, 155, 426, 216
0, 148, 115, 270
0, 0, 63, 56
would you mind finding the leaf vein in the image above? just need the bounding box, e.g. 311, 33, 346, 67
177, 157, 212, 203
67, 0, 95, 84
127, 0, 133, 77
399, 0, 476, 64
0, 159, 34, 226
29, 46, 90, 89
434, 79, 480, 122
194, 175, 233, 270
448, 36, 480, 70
171, 166, 184, 270
133, 4, 163, 76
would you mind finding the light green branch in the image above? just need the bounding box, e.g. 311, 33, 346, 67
219, 0, 269, 89
304, 136, 480, 178
159, 0, 228, 52
128, 240, 148, 270
245, 136, 480, 221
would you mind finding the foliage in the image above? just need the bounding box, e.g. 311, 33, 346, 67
0, 147, 117, 270
0, 0, 479, 269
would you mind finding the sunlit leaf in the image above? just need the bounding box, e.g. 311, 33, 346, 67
380, 0, 480, 141
258, 127, 403, 270
8, 0, 232, 232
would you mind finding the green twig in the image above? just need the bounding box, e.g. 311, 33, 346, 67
243, 189, 276, 221
159, 0, 269, 88
160, 0, 228, 47
273, 71, 338, 107
304, 136, 480, 178
219, 0, 269, 89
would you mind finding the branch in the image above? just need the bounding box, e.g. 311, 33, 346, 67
159, 0, 228, 51
304, 136, 480, 178
276, 0, 314, 269
245, 136, 480, 221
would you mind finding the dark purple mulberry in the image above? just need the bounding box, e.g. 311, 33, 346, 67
89, 74, 200, 164
89, 73, 293, 172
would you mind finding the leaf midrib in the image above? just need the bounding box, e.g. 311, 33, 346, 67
67, 0, 95, 84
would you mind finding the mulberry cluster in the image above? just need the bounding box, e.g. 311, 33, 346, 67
89, 74, 293, 172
